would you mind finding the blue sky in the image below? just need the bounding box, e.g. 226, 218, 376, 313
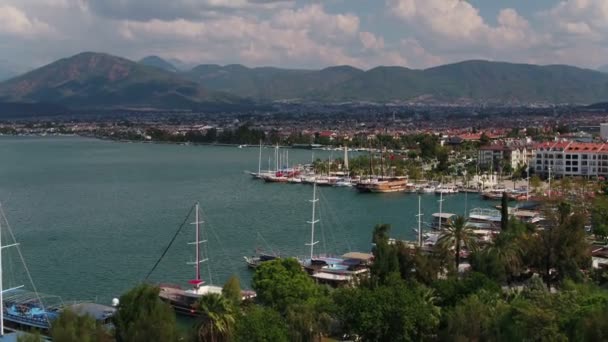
1, 0, 607, 70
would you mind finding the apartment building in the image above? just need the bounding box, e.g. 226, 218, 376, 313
478, 144, 528, 171
533, 141, 608, 178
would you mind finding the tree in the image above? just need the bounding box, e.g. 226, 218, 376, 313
480, 132, 490, 146
371, 224, 400, 285
113, 284, 179, 342
234, 305, 289, 342
335, 278, 440, 341
252, 258, 319, 313
17, 332, 44, 342
194, 293, 236, 342
50, 309, 113, 342
529, 203, 591, 285
473, 222, 526, 284
501, 192, 509, 231
591, 197, 608, 242
222, 275, 241, 306
443, 291, 508, 341
437, 216, 478, 272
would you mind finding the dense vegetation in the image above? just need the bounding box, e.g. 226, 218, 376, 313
17, 195, 608, 341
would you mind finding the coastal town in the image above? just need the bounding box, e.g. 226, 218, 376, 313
3, 0, 608, 338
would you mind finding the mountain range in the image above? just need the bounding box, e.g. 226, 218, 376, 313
0, 52, 245, 110
2, 52, 608, 110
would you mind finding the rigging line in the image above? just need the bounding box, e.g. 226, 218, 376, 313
321, 196, 340, 253
318, 189, 353, 252
198, 207, 238, 285
143, 204, 195, 281
0, 203, 56, 329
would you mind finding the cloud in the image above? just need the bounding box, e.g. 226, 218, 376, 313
0, 5, 54, 37
359, 32, 384, 50
118, 4, 362, 67
86, 0, 293, 21
388, 0, 536, 53
4, 0, 608, 71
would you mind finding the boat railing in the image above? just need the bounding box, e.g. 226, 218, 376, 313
468, 208, 501, 218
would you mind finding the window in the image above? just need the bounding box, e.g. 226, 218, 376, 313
582, 154, 588, 160
573, 161, 578, 166
566, 167, 571, 172
536, 154, 542, 159
566, 155, 571, 159
573, 167, 579, 172
566, 161, 571, 166
573, 155, 579, 159
582, 161, 588, 166
536, 160, 542, 165
557, 154, 563, 159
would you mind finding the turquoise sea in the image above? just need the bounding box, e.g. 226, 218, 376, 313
0, 136, 491, 303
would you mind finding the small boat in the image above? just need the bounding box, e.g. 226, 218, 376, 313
244, 253, 280, 269
418, 185, 436, 194
435, 185, 458, 195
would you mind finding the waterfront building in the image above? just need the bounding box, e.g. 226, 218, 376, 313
532, 141, 608, 178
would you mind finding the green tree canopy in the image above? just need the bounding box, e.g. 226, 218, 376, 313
50, 309, 112, 342
222, 275, 242, 306
234, 305, 289, 342
112, 283, 178, 342
252, 258, 319, 313
194, 293, 236, 342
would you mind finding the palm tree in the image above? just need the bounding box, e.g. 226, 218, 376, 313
194, 293, 236, 342
437, 215, 478, 271
483, 231, 524, 283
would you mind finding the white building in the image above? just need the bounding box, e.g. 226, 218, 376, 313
532, 141, 608, 178
600, 123, 608, 141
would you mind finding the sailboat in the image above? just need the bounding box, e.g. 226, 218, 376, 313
0, 203, 116, 335
157, 203, 254, 316
298, 183, 372, 287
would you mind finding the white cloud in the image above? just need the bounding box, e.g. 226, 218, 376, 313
0, 5, 53, 37
118, 4, 362, 67
359, 31, 384, 50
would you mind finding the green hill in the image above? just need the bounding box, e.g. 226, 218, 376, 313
3, 53, 608, 107
185, 60, 608, 104
0, 52, 242, 110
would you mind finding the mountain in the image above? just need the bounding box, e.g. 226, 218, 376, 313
0, 52, 244, 110
138, 56, 178, 72
3, 53, 608, 108
185, 60, 608, 104
184, 64, 364, 100
598, 65, 608, 73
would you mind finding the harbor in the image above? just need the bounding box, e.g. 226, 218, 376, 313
0, 136, 494, 303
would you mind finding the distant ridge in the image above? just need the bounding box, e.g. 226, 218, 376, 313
183, 60, 608, 104
139, 56, 178, 73
0, 52, 249, 110
2, 52, 608, 108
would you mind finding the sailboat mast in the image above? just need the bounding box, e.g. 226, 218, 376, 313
306, 183, 320, 260
258, 140, 262, 175
344, 145, 349, 172
438, 192, 444, 231
417, 195, 423, 247
195, 202, 200, 282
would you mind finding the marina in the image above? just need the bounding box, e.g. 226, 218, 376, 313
0, 136, 494, 303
